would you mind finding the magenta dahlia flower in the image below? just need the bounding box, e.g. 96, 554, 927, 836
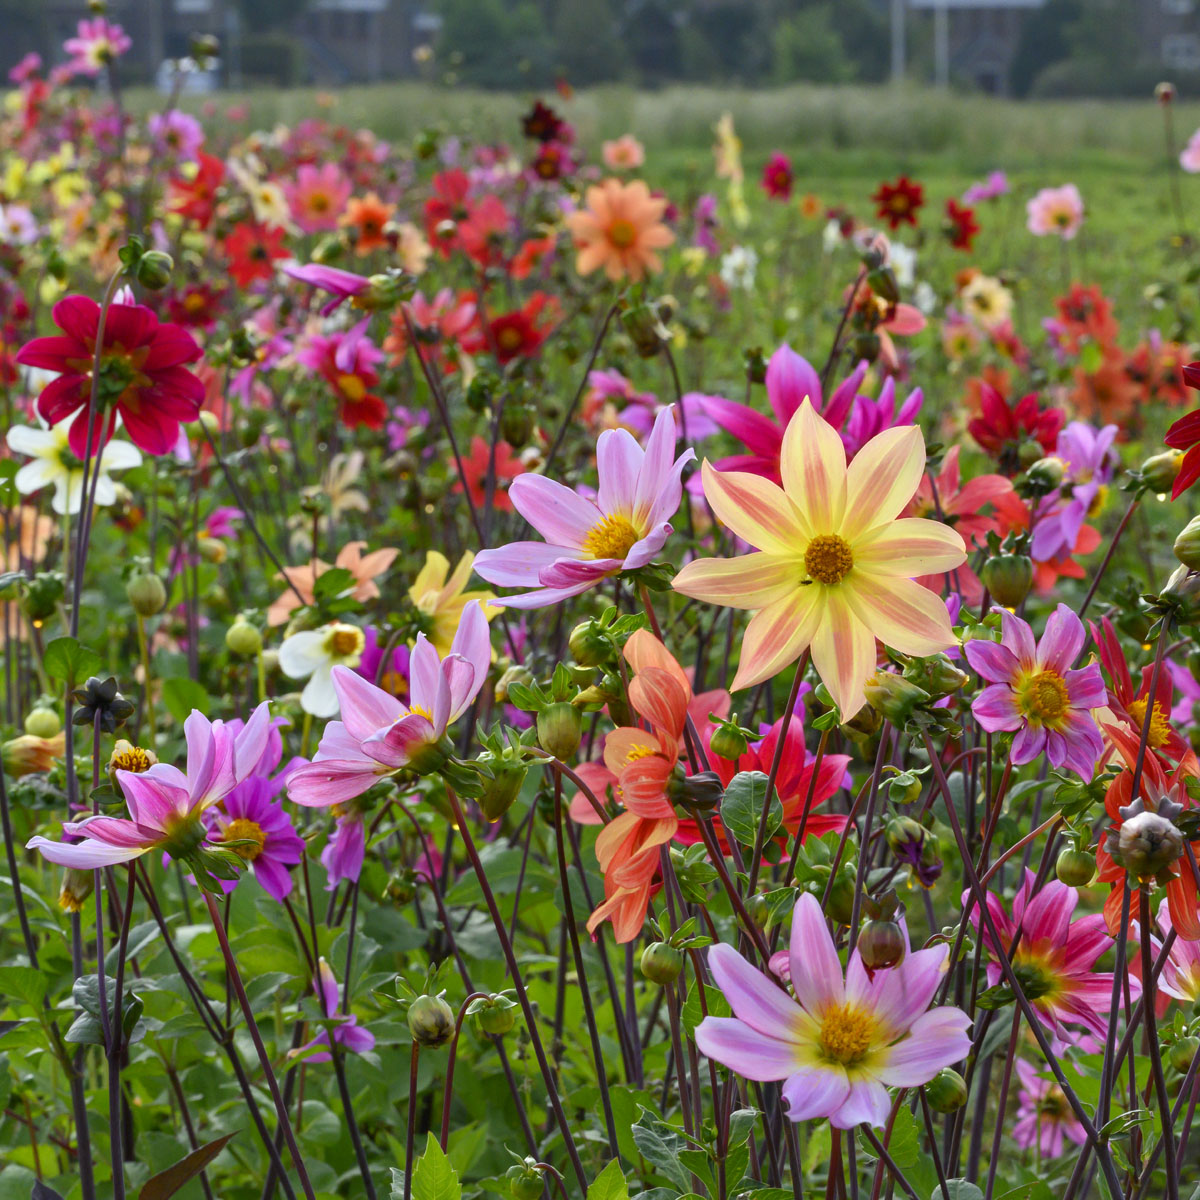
293, 959, 375, 1061
205, 777, 305, 903
17, 295, 204, 457
1012, 1059, 1087, 1158
964, 604, 1106, 778
696, 893, 970, 1129
473, 405, 694, 608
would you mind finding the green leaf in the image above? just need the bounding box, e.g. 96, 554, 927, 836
401, 1133, 462, 1200
720, 771, 780, 849
42, 637, 101, 685
930, 1183, 984, 1200
727, 1107, 758, 1148
312, 567, 355, 602
0, 966, 46, 1010
161, 678, 211, 726
587, 1159, 629, 1200
631, 1108, 690, 1192
138, 1132, 236, 1199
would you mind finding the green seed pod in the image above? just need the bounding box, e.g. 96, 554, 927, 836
640, 942, 684, 985
473, 995, 518, 1037
135, 250, 174, 291
225, 618, 263, 659
925, 1068, 969, 1113
537, 701, 582, 761
1055, 847, 1095, 887
981, 553, 1034, 608
407, 994, 455, 1048
126, 572, 167, 618
857, 919, 905, 970
23, 707, 61, 739
709, 720, 749, 762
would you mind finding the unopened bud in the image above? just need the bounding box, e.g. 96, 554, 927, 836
135, 250, 174, 291
857, 919, 905, 970
925, 1068, 968, 1112
537, 701, 582, 760
126, 572, 167, 617
569, 621, 609, 667
23, 707, 61, 739
407, 994, 455, 1048
1176, 515, 1200, 571
863, 670, 930, 724
226, 617, 263, 658
472, 994, 518, 1037
1170, 1035, 1198, 1074
476, 751, 528, 822
640, 942, 684, 984
1055, 846, 1095, 887
494, 664, 531, 704
59, 868, 94, 913
1143, 449, 1183, 493
981, 553, 1033, 608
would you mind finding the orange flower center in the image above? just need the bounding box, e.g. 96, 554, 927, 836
608, 218, 637, 249
1016, 669, 1069, 726
819, 1004, 875, 1066
337, 373, 367, 402
222, 818, 267, 862
804, 534, 854, 586
1128, 698, 1171, 749
111, 746, 153, 773
583, 513, 639, 560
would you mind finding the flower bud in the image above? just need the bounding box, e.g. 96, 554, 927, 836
827, 872, 856, 926
886, 816, 927, 856
472, 994, 518, 1037
2, 733, 64, 777
197, 536, 226, 564
500, 402, 535, 448
668, 768, 724, 814
537, 701, 582, 760
569, 620, 610, 667
1107, 811, 1185, 880
621, 301, 669, 358
1024, 456, 1065, 491
1176, 515, 1200, 571
925, 1068, 969, 1113
407, 993, 455, 1048
494, 664, 531, 704
863, 670, 930, 724
23, 707, 61, 739
126, 572, 167, 617
1169, 1035, 1198, 1075
1157, 81, 1177, 105
1017, 439, 1046, 469
640, 941, 684, 984
225, 617, 263, 658
476, 751, 528, 822
135, 250, 174, 291
857, 919, 905, 970
507, 1163, 545, 1200
904, 653, 969, 699
1055, 846, 1095, 887
981, 553, 1033, 608
59, 868, 94, 913
23, 572, 65, 622
1142, 449, 1183, 493
743, 346, 768, 384
709, 719, 749, 762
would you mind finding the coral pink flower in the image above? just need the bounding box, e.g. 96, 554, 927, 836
1012, 1060, 1087, 1158
964, 605, 1106, 778
473, 406, 694, 609
285, 163, 352, 233
968, 870, 1132, 1045
564, 178, 675, 282
602, 134, 645, 170
1026, 184, 1084, 240
27, 704, 271, 869
267, 540, 399, 627
286, 601, 491, 806
696, 893, 970, 1129
16, 295, 204, 458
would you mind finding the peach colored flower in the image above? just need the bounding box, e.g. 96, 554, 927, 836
564, 179, 674, 283
268, 541, 398, 627
602, 134, 645, 170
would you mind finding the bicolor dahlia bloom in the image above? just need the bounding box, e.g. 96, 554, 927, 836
474, 406, 693, 609
871, 176, 924, 230
968, 870, 1130, 1045
27, 704, 271, 869
16, 295, 204, 457
965, 606, 1106, 778
287, 601, 491, 806
564, 178, 674, 282
696, 893, 970, 1129
674, 399, 964, 717
1026, 184, 1084, 240
292, 960, 375, 1061
1012, 1060, 1087, 1158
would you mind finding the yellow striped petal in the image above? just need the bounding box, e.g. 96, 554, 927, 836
779, 399, 846, 534
808, 591, 878, 719
852, 518, 966, 576
729, 586, 823, 692
699, 461, 806, 553
673, 553, 799, 610
842, 573, 958, 657
842, 424, 926, 540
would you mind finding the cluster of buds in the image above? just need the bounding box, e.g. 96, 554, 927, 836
863, 652, 967, 731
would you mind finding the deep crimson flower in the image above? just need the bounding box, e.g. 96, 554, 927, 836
760, 152, 794, 200
222, 223, 289, 288
522, 99, 563, 142
1053, 283, 1120, 354
472, 293, 556, 364
871, 175, 924, 229
944, 198, 979, 251
967, 383, 1064, 475
1166, 399, 1200, 497
166, 283, 225, 331
168, 151, 225, 230
16, 295, 203, 457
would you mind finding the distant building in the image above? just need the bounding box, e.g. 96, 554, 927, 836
1135, 0, 1200, 72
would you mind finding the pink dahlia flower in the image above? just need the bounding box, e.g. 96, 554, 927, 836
1012, 1060, 1087, 1158
1026, 184, 1084, 240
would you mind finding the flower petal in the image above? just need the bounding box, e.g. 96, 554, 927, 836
842, 424, 927, 539
695, 1017, 800, 1082
789, 892, 845, 1016
730, 586, 823, 693
698, 461, 804, 553
779, 399, 846, 533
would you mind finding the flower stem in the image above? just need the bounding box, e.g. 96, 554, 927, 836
438, 991, 488, 1150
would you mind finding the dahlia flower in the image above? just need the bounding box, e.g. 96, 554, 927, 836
1026, 184, 1084, 240
564, 178, 674, 282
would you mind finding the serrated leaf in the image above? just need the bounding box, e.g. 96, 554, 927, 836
42, 637, 101, 685
402, 1133, 461, 1200
138, 1132, 235, 1199
587, 1159, 629, 1200
720, 771, 779, 849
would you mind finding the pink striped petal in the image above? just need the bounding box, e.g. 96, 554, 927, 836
779, 399, 847, 533
781, 1066, 851, 1122
789, 892, 844, 1016
707, 943, 804, 1040
695, 1017, 799, 1081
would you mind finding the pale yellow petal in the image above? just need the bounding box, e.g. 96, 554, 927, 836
673, 553, 798, 610
808, 591, 878, 719
779, 399, 846, 534
729, 586, 823, 693
843, 425, 927, 540
699, 461, 805, 553
852, 518, 966, 577
842, 573, 957, 658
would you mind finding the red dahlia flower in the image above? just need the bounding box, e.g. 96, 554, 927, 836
944, 198, 980, 251
871, 175, 924, 229
967, 383, 1064, 475
16, 295, 203, 457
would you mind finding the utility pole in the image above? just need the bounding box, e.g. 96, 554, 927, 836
934, 0, 950, 88
890, 0, 906, 82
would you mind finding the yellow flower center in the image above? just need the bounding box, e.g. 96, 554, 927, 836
1128, 698, 1171, 749
608, 218, 637, 249
804, 534, 854, 586
583, 513, 639, 560
1016, 669, 1069, 725
110, 745, 153, 773
326, 626, 365, 660
337, 373, 367, 402
1037, 1086, 1069, 1119
819, 1004, 876, 1067
222, 818, 268, 862
623, 742, 659, 765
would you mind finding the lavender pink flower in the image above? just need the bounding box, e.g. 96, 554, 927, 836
292, 959, 375, 1061
1012, 1060, 1087, 1158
